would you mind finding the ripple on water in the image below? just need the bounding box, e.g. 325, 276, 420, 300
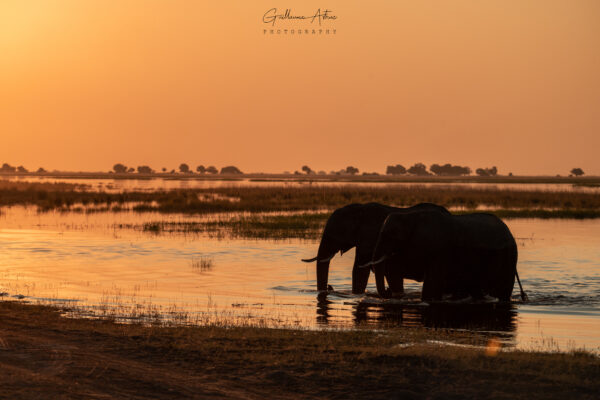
1, 217, 600, 352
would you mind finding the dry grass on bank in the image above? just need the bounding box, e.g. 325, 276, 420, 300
0, 301, 598, 399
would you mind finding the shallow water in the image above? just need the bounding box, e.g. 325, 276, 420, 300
0, 207, 599, 353
4, 175, 600, 193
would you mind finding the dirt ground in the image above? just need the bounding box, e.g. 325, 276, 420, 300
0, 301, 598, 399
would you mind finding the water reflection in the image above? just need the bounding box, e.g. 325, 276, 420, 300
317, 295, 518, 339
1, 210, 599, 352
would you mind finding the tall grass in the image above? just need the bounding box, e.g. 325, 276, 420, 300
142, 213, 328, 239
2, 180, 600, 213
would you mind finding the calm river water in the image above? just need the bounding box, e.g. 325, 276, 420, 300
0, 206, 598, 353
5, 175, 600, 193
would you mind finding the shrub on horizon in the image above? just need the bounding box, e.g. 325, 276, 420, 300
430, 163, 471, 176
179, 163, 190, 173
570, 168, 584, 177
386, 164, 406, 175
113, 163, 128, 173
220, 166, 243, 174
407, 163, 431, 176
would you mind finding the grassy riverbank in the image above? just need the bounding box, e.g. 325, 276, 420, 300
0, 301, 598, 399
2, 180, 600, 215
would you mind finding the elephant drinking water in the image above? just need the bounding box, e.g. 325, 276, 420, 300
367, 210, 527, 302
301, 202, 449, 294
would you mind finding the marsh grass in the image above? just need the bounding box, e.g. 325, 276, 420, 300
135, 207, 600, 240
142, 212, 328, 239
3, 180, 600, 214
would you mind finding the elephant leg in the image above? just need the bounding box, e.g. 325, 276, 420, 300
422, 269, 444, 302
387, 277, 404, 297
385, 261, 405, 297
352, 262, 370, 294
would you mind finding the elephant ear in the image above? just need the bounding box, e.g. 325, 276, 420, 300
335, 204, 364, 242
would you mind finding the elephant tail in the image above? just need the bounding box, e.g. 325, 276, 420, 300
515, 270, 528, 301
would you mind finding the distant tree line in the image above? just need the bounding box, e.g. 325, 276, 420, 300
475, 166, 498, 177
1, 163, 46, 173
0, 161, 588, 177
111, 163, 243, 175
116, 162, 585, 177
297, 165, 361, 176
385, 163, 472, 176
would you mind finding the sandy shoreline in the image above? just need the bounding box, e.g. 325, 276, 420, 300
0, 301, 598, 399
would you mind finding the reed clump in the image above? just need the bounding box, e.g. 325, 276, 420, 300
142, 213, 328, 239
190, 256, 214, 271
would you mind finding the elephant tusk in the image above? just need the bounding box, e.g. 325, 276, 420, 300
301, 253, 336, 263
357, 261, 372, 269
370, 255, 388, 266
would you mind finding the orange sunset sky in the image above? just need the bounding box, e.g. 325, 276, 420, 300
1, 1, 599, 175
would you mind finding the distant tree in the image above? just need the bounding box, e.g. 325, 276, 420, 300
127, 167, 135, 173
220, 165, 243, 174
137, 165, 154, 174
196, 165, 206, 174
0, 163, 16, 173
113, 163, 128, 173
162, 167, 167, 172
386, 164, 406, 175
362, 172, 379, 176
206, 166, 218, 174
570, 168, 584, 177
476, 166, 498, 177
301, 165, 314, 174
17, 166, 28, 173
345, 166, 359, 175
407, 163, 430, 176
36, 167, 47, 173
430, 163, 471, 176
170, 169, 176, 174
294, 171, 301, 175
179, 163, 190, 173
318, 170, 327, 175
508, 172, 513, 177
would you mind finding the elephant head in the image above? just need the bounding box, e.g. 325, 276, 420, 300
302, 205, 364, 292
303, 203, 451, 294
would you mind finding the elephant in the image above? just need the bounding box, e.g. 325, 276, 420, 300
301, 202, 449, 294
366, 210, 527, 302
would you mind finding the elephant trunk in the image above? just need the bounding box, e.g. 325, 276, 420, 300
316, 238, 339, 292
316, 260, 330, 292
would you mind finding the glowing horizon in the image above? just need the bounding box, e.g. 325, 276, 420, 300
1, 1, 599, 175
